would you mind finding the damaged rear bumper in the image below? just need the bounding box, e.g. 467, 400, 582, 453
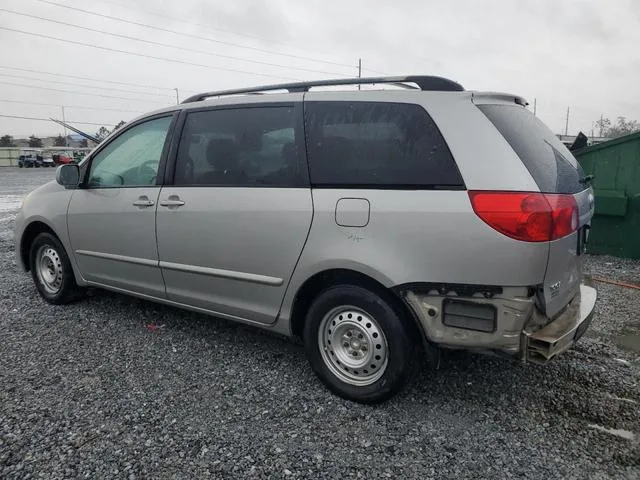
523, 279, 597, 363
400, 276, 597, 362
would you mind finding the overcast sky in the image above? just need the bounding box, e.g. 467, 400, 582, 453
1, 0, 639, 138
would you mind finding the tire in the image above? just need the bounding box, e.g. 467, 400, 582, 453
303, 284, 416, 404
29, 232, 82, 304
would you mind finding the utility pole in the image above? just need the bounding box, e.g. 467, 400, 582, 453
565, 106, 570, 136
357, 58, 362, 90
533, 98, 537, 116
61, 105, 68, 147
174, 88, 179, 105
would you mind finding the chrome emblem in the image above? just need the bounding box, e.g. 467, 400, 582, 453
588, 193, 595, 211
550, 281, 561, 298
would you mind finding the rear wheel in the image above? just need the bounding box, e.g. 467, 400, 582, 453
303, 284, 416, 404
29, 232, 82, 304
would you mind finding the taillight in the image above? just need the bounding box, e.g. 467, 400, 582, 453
468, 191, 578, 242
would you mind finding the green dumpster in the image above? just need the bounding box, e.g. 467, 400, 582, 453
574, 131, 640, 259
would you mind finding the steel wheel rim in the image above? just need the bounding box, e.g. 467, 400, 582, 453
318, 306, 389, 386
36, 245, 63, 295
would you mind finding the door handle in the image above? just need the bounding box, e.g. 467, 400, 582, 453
159, 195, 185, 207
133, 196, 155, 207
160, 199, 185, 207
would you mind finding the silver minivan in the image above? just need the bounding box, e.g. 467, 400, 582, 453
15, 76, 597, 403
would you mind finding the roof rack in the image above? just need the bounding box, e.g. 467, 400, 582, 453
181, 75, 464, 103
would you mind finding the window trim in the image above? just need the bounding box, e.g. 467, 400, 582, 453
302, 100, 466, 190
165, 102, 310, 188
81, 111, 178, 189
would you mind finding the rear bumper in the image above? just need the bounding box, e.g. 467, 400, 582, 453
523, 278, 597, 363
400, 276, 597, 361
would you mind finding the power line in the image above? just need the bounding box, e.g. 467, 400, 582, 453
0, 26, 301, 81
2, 9, 348, 77
0, 114, 115, 126
0, 98, 144, 114
0, 80, 169, 104
35, 0, 357, 71
0, 71, 173, 98
92, 0, 357, 69
0, 65, 177, 91
362, 67, 391, 76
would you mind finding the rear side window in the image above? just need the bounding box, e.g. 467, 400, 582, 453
304, 102, 464, 188
174, 106, 306, 187
478, 104, 586, 194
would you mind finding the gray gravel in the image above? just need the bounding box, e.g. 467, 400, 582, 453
1, 167, 639, 479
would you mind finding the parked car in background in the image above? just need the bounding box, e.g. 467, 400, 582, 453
17, 149, 54, 167
53, 154, 74, 165
18, 154, 33, 168
14, 76, 597, 403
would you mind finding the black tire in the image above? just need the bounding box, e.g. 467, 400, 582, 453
29, 232, 82, 304
303, 284, 416, 404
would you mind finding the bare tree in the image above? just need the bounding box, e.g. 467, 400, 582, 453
595, 116, 640, 139
595, 117, 611, 137
54, 135, 66, 146
95, 126, 111, 142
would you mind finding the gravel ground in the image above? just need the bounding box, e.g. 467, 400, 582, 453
1, 167, 638, 479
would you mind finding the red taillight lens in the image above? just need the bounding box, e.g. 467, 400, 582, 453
468, 191, 578, 242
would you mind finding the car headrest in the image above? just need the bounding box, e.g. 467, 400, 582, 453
206, 138, 238, 171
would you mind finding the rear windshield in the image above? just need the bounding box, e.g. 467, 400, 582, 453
478, 104, 586, 194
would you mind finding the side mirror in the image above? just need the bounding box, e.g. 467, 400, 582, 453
56, 164, 80, 188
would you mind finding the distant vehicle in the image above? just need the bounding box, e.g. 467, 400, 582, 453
53, 154, 74, 165
17, 149, 54, 168
18, 154, 37, 168
18, 155, 31, 168
15, 75, 597, 404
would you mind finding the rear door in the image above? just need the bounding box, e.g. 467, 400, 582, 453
477, 103, 594, 318
156, 100, 313, 324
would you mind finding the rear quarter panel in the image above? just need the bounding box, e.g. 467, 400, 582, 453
278, 189, 549, 324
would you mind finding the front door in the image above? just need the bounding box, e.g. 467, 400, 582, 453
156, 103, 313, 324
67, 115, 174, 298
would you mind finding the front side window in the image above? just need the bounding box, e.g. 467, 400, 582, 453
174, 106, 304, 187
304, 101, 464, 188
88, 116, 172, 187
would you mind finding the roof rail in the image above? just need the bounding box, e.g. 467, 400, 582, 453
181, 75, 464, 103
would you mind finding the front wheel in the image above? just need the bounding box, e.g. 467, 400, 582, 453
29, 232, 82, 304
303, 285, 417, 404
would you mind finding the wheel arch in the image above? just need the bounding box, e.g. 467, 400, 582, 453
19, 220, 60, 271
288, 268, 424, 344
